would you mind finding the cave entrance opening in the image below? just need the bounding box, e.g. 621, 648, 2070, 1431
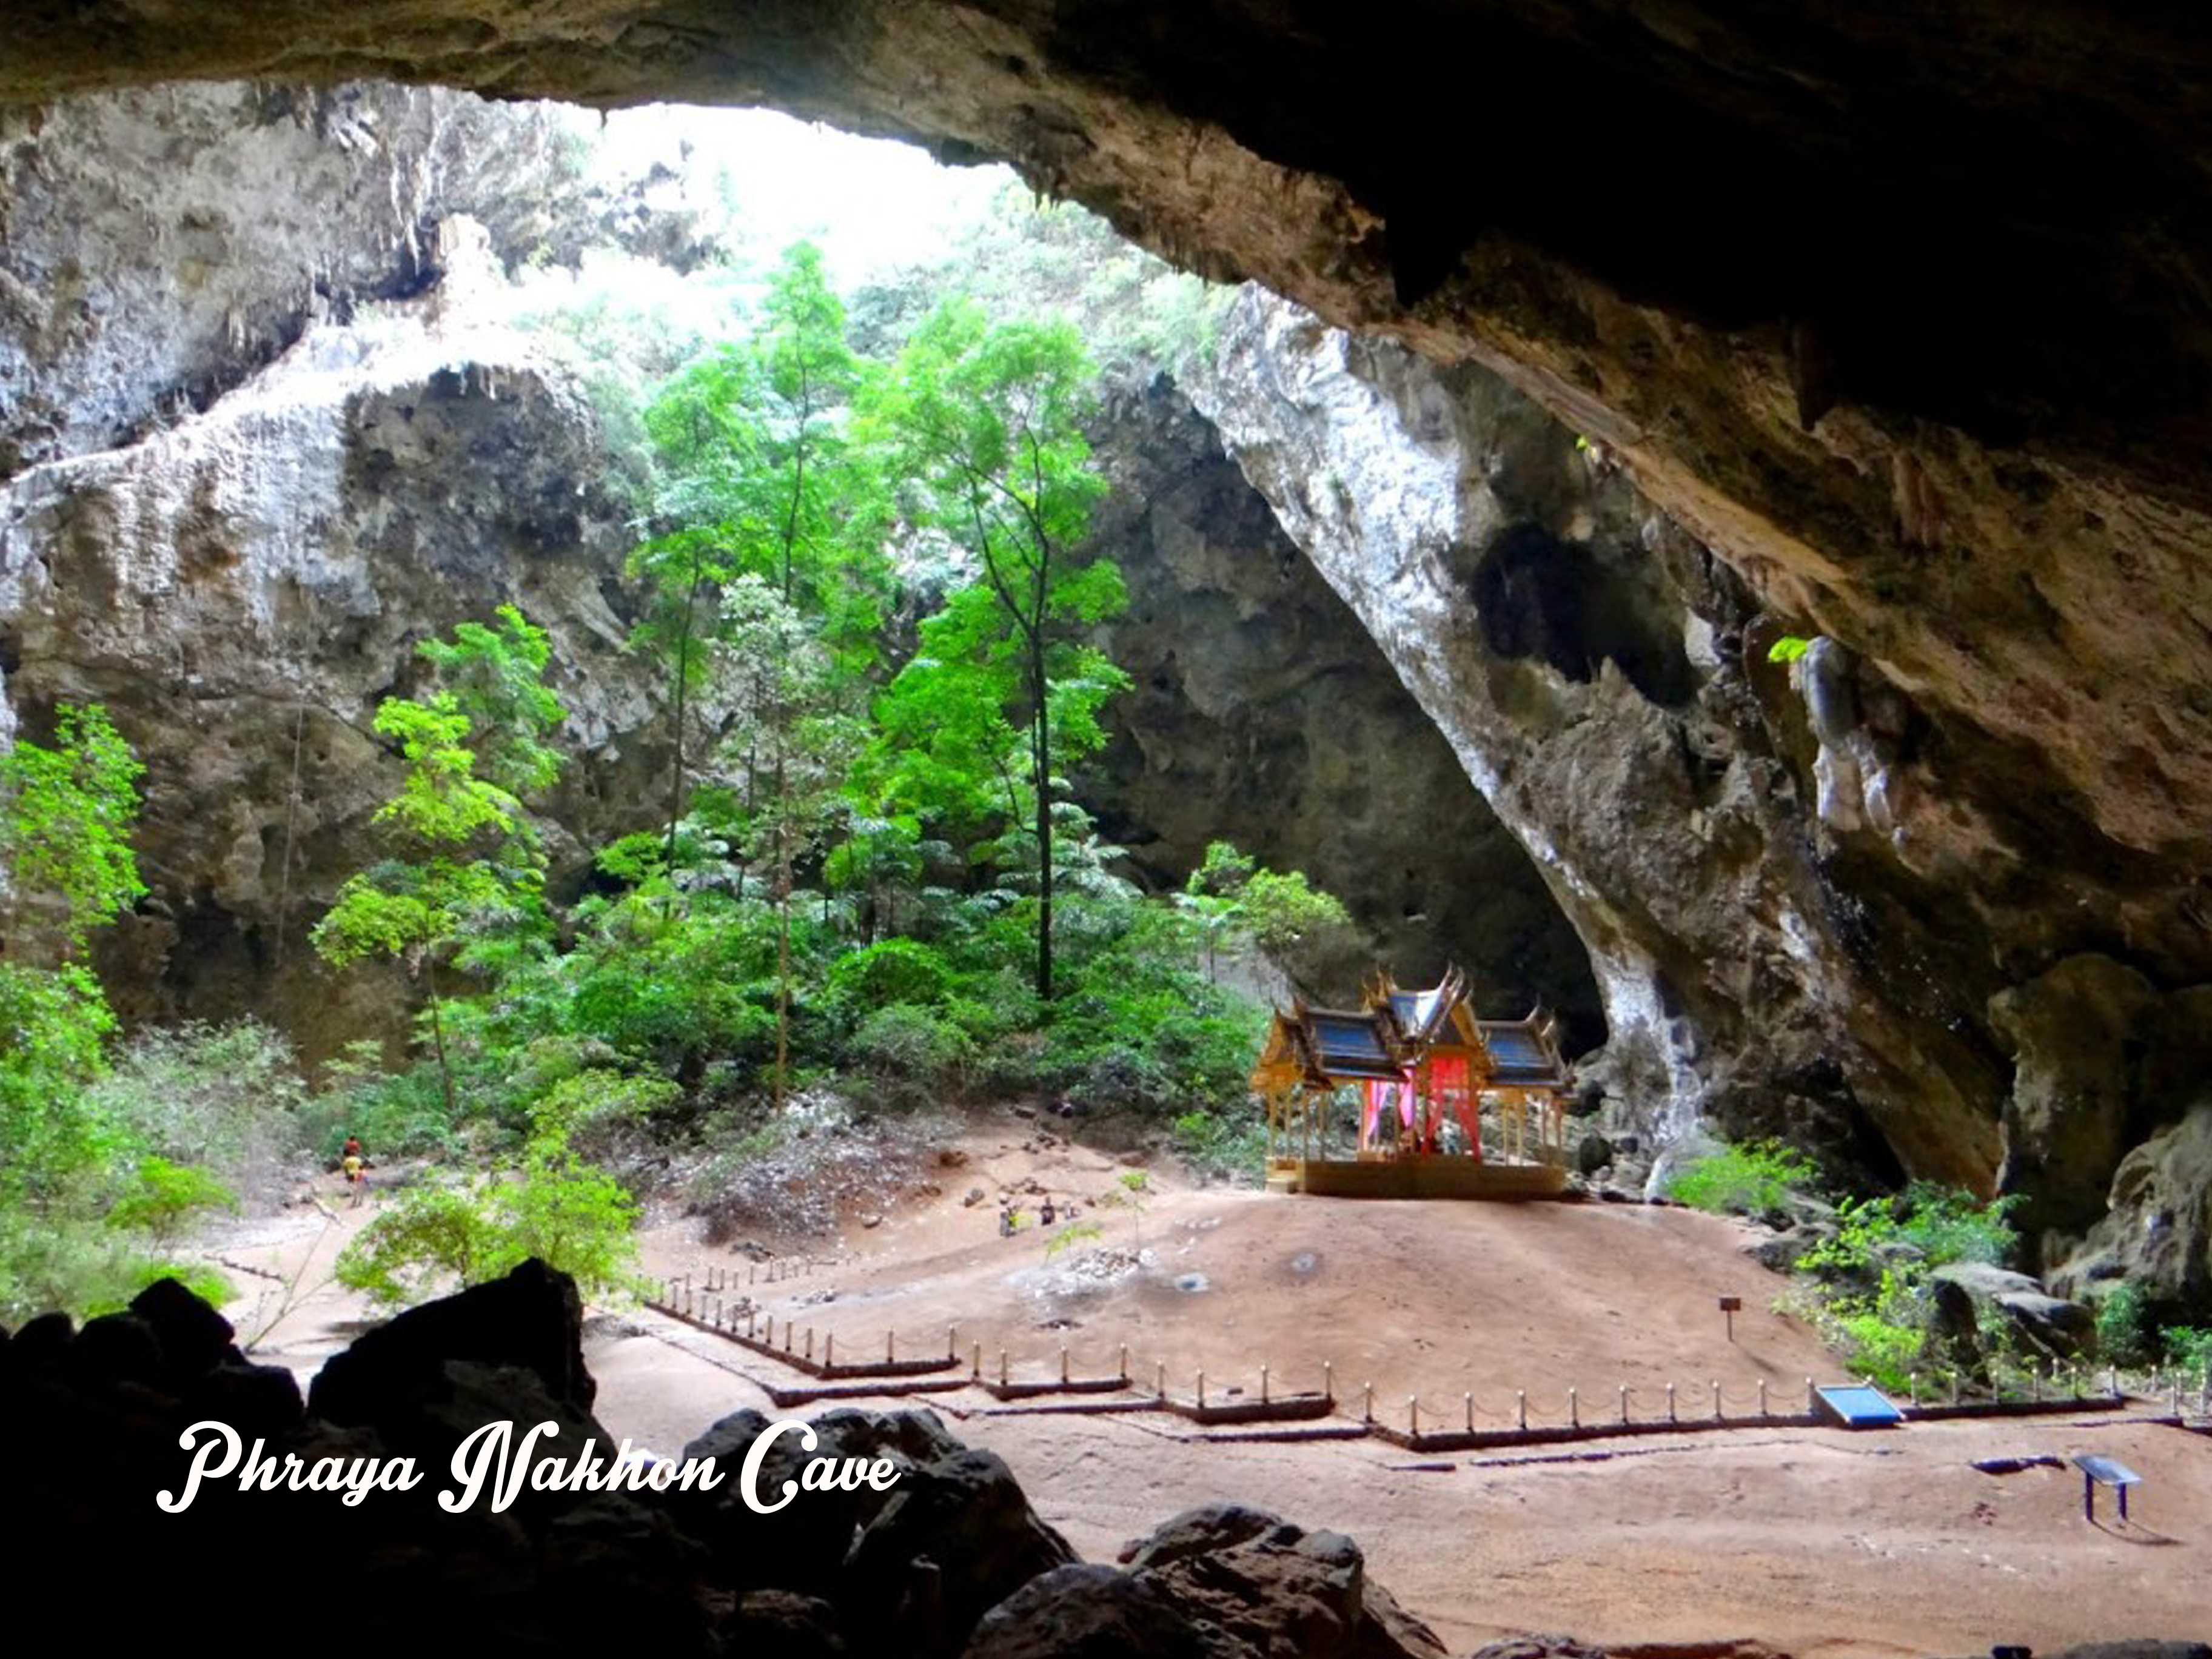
4, 84, 1607, 1088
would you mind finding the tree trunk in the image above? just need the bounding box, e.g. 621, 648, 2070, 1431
662, 560, 701, 921
1032, 631, 1053, 1002
773, 738, 792, 1113
424, 965, 457, 1119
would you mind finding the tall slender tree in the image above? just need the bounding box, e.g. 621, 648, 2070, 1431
862, 301, 1122, 1000
632, 241, 891, 1102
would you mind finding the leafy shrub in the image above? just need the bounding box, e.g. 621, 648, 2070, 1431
105, 1157, 238, 1247
1171, 1104, 1269, 1186
1798, 1183, 2020, 1287
1044, 1219, 1104, 1262
1664, 1138, 1818, 1217
1888, 1182, 2020, 1267
301, 1045, 461, 1161
2093, 1280, 2155, 1366
847, 1003, 975, 1104
1829, 1294, 1927, 1392
86, 1019, 308, 1204
829, 937, 955, 1011
333, 1090, 643, 1309
1785, 1182, 2025, 1398
2163, 1324, 2212, 1374
335, 1180, 509, 1307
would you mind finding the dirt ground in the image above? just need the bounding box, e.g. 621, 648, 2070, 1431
216, 1112, 2212, 1658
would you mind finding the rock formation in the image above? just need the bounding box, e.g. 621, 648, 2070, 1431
0, 222, 657, 1049
3, 1259, 1444, 1659
1185, 287, 2212, 1309
1082, 373, 1601, 1036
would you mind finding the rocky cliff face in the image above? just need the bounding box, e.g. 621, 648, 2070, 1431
0, 258, 659, 1050
1190, 289, 2212, 1307
1082, 374, 1602, 1038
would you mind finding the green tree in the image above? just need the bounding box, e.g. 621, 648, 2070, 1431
863, 301, 1122, 1000
0, 702, 146, 962
415, 603, 566, 796
1179, 840, 1357, 991
334, 1069, 648, 1307
0, 707, 203, 1322
314, 629, 563, 1116
632, 241, 891, 928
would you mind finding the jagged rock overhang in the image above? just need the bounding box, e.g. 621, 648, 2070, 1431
7, 3, 2207, 461
8, 3, 2212, 869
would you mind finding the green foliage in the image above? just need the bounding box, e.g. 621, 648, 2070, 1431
1044, 1218, 1104, 1262
302, 1044, 460, 1160
1171, 1102, 1270, 1186
106, 1157, 238, 1247
86, 1019, 307, 1200
1047, 902, 1269, 1115
0, 711, 230, 1326
313, 620, 564, 1117
415, 604, 566, 797
860, 299, 1122, 1001
0, 962, 118, 1203
334, 1181, 506, 1306
1825, 1272, 1928, 1393
847, 183, 1233, 378
1785, 1182, 2023, 1393
829, 937, 956, 1010
1766, 634, 1814, 664
847, 1004, 976, 1104
2162, 1324, 2212, 1373
334, 1072, 645, 1308
1798, 1182, 2020, 1282
2093, 1280, 2153, 1366
0, 702, 146, 960
1180, 841, 1358, 992
1664, 1138, 1820, 1216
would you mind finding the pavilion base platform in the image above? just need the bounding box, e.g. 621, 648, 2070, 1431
1265, 1155, 1570, 1200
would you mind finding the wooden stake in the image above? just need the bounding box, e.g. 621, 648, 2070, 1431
1568, 1387, 1578, 1429
1464, 1392, 1474, 1432
1517, 1389, 1527, 1431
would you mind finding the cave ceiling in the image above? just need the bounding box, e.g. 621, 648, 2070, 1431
10, 2, 2212, 867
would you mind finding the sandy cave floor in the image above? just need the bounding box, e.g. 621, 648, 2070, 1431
210, 1111, 2212, 1658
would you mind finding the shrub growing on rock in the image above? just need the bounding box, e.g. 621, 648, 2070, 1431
1664, 1137, 1819, 1217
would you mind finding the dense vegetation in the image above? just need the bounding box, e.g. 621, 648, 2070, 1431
0, 224, 1290, 1321
0, 705, 238, 1318
1666, 1141, 2211, 1390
